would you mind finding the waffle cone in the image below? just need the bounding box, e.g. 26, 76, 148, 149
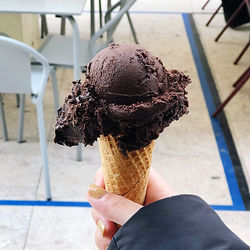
98, 135, 154, 205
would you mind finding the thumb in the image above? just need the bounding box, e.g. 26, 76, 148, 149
87, 184, 142, 226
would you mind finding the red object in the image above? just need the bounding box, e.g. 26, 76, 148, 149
234, 40, 250, 65
215, 0, 248, 41
213, 67, 250, 117
206, 3, 223, 26
202, 0, 211, 10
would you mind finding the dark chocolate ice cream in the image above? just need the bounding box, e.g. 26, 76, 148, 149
54, 43, 191, 153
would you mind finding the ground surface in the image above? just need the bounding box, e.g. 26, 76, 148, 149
0, 0, 249, 249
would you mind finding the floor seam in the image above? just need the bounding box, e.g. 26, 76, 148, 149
22, 164, 42, 250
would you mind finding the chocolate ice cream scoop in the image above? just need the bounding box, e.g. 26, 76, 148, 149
54, 43, 191, 153
90, 43, 165, 104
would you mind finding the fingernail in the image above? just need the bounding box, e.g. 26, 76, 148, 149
97, 220, 105, 237
88, 184, 107, 199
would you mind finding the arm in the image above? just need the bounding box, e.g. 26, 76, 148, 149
87, 169, 250, 250
108, 195, 250, 250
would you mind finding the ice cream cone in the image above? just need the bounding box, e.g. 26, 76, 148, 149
98, 134, 154, 205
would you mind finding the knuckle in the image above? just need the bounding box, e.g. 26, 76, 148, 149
104, 193, 127, 216
112, 195, 127, 210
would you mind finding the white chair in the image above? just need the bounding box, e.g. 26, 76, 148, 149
40, 0, 138, 44
89, 0, 137, 58
0, 36, 59, 200
39, 0, 137, 70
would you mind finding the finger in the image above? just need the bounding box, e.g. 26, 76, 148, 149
95, 227, 111, 250
92, 208, 102, 225
87, 184, 142, 225
144, 168, 176, 205
94, 168, 105, 188
92, 208, 117, 238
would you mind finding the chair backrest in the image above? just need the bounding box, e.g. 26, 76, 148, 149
90, 0, 136, 56
0, 36, 50, 95
0, 36, 32, 94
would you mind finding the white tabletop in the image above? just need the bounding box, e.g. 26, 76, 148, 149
0, 0, 88, 15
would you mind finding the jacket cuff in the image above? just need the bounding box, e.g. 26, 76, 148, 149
108, 194, 249, 250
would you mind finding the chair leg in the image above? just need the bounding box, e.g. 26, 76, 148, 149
0, 93, 8, 141
99, 0, 103, 29
76, 144, 82, 161
16, 94, 20, 107
106, 0, 112, 23
233, 64, 249, 87
206, 3, 222, 26
60, 17, 66, 35
215, 0, 246, 42
51, 68, 59, 111
44, 15, 48, 35
18, 94, 25, 143
107, 0, 111, 9
213, 67, 250, 117
41, 15, 48, 39
90, 0, 95, 37
36, 102, 52, 200
202, 0, 210, 10
126, 12, 139, 44
41, 15, 45, 39
234, 40, 250, 65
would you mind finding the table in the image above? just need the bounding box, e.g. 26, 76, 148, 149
0, 0, 87, 15
0, 0, 93, 161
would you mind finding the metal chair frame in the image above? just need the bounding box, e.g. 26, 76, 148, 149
213, 67, 250, 117
0, 36, 59, 200
40, 0, 139, 44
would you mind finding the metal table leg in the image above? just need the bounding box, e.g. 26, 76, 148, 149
0, 93, 8, 141
41, 15, 48, 39
91, 0, 95, 37
67, 16, 82, 161
18, 94, 25, 143
61, 17, 66, 35
99, 0, 103, 29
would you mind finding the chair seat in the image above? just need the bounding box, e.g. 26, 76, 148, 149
39, 34, 105, 68
31, 65, 46, 96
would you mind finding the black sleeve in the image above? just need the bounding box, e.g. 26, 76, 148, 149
108, 195, 250, 250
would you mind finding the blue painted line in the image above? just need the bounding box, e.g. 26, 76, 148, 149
211, 205, 244, 211
0, 200, 91, 207
182, 13, 245, 211
0, 200, 243, 211
0, 12, 245, 211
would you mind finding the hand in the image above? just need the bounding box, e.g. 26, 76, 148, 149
87, 168, 176, 250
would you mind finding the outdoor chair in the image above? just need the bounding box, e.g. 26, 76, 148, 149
213, 66, 250, 117
40, 0, 139, 44
38, 0, 137, 69
203, 0, 249, 64
0, 36, 59, 200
